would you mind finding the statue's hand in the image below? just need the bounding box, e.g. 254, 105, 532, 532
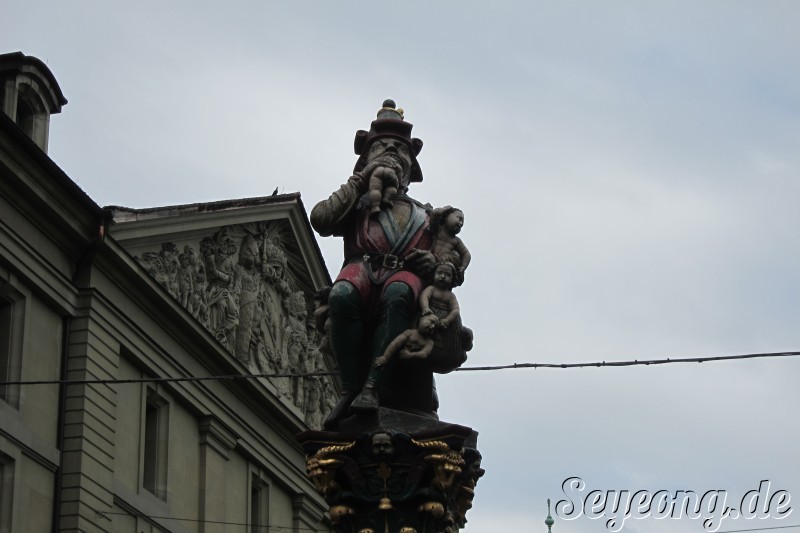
348, 172, 370, 194
374, 355, 388, 368
404, 248, 436, 276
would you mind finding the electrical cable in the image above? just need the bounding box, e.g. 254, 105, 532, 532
456, 350, 800, 371
1, 350, 798, 387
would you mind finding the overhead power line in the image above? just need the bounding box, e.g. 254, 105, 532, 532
1, 351, 798, 387
1, 370, 338, 387
456, 350, 800, 371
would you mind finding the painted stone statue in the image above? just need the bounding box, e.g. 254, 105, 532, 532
373, 313, 439, 367
310, 100, 472, 428
429, 207, 471, 285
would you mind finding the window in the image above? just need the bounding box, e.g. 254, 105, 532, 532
143, 388, 169, 500
13, 85, 48, 150
0, 283, 24, 408
0, 453, 14, 533
14, 97, 35, 136
250, 474, 269, 533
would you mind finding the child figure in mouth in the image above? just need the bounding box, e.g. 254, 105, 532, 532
374, 313, 440, 367
367, 166, 400, 215
430, 207, 471, 282
419, 261, 460, 329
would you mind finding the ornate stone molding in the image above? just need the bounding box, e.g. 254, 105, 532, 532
112, 207, 337, 429
298, 415, 482, 533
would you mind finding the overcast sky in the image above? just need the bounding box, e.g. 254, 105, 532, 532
5, 2, 800, 532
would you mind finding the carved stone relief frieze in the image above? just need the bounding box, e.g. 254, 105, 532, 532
134, 220, 334, 427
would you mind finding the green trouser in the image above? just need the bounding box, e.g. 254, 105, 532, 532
328, 280, 415, 395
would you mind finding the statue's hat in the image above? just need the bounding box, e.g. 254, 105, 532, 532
353, 99, 424, 183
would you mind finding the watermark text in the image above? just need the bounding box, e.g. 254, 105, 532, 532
555, 476, 792, 532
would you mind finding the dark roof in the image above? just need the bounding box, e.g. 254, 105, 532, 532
0, 51, 68, 112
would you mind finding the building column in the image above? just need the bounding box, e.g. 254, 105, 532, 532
58, 306, 119, 532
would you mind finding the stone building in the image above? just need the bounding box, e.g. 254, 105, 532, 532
0, 52, 336, 532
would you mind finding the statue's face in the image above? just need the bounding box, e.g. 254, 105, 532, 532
367, 137, 410, 161
418, 314, 439, 333
468, 458, 482, 477
446, 210, 464, 235
239, 240, 258, 267
434, 264, 454, 288
372, 432, 394, 458
269, 261, 284, 278
367, 138, 412, 186
222, 238, 237, 256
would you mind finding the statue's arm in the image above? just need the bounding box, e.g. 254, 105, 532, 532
419, 286, 433, 314
310, 174, 367, 236
454, 238, 471, 270
375, 330, 410, 367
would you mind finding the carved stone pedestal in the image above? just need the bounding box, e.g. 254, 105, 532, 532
297, 409, 483, 533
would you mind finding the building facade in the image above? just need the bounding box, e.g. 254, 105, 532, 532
0, 52, 335, 532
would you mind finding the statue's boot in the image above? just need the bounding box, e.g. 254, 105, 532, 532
323, 391, 355, 429
349, 384, 379, 413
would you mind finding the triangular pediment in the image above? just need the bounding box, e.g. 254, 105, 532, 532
109, 193, 336, 428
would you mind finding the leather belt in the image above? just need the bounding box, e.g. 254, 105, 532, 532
363, 253, 404, 270
362, 253, 404, 284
